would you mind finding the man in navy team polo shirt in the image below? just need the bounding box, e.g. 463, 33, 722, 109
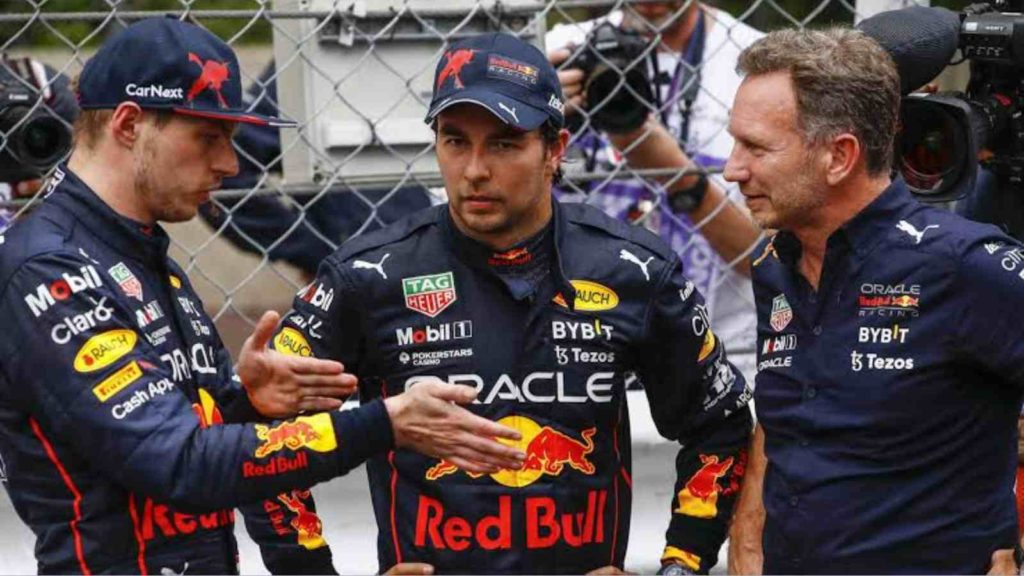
723, 27, 1024, 575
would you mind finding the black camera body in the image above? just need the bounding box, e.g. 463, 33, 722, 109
567, 22, 654, 134
0, 57, 73, 183
899, 1, 1024, 201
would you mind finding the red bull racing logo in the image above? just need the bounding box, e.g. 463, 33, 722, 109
425, 415, 595, 488
253, 414, 338, 458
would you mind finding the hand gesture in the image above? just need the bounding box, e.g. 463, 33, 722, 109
384, 378, 525, 474
236, 311, 357, 418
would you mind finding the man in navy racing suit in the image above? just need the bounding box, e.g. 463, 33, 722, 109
0, 18, 523, 575
273, 32, 753, 574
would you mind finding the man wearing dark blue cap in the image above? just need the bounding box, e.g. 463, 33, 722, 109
271, 32, 752, 575
0, 17, 527, 575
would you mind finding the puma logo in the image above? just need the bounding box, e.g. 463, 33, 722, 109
498, 102, 519, 123
620, 249, 654, 282
352, 253, 390, 280
896, 220, 939, 245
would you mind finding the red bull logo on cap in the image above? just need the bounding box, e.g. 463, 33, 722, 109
425, 415, 596, 488
187, 52, 230, 108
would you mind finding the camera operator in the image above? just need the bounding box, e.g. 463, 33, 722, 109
0, 55, 77, 232
546, 1, 764, 385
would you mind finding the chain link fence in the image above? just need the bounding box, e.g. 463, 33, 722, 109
2, 0, 937, 354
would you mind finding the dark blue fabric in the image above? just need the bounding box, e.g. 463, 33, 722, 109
753, 178, 1024, 574
0, 167, 393, 573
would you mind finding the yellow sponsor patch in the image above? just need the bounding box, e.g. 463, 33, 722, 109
254, 413, 338, 458
662, 546, 701, 572
92, 361, 142, 402
697, 329, 716, 362
74, 329, 137, 373
274, 327, 312, 357
569, 280, 619, 312
169, 275, 182, 289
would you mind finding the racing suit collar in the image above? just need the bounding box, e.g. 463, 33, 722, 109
46, 165, 172, 264
772, 178, 915, 269
441, 198, 577, 308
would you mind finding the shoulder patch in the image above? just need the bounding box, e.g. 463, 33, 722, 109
328, 205, 444, 265
560, 202, 676, 261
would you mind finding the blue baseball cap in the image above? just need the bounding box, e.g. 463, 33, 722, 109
77, 17, 294, 127
425, 32, 565, 131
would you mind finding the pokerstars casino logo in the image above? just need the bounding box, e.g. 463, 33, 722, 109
403, 272, 457, 318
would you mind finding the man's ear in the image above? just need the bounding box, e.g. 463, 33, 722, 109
546, 127, 571, 170
108, 102, 145, 148
823, 132, 861, 186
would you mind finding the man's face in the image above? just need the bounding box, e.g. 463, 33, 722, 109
133, 114, 238, 223
724, 71, 827, 231
436, 104, 559, 249
623, 1, 691, 36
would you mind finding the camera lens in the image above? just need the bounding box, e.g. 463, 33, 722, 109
19, 116, 69, 165
898, 101, 966, 195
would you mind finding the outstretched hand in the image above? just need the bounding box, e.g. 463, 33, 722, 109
236, 311, 357, 418
384, 379, 526, 475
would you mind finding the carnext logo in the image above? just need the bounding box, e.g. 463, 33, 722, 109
126, 84, 184, 99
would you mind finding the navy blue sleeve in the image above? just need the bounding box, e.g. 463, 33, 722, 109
637, 257, 754, 574
0, 251, 393, 512
952, 237, 1024, 385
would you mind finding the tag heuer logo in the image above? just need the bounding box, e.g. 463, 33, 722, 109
403, 272, 457, 318
770, 294, 793, 332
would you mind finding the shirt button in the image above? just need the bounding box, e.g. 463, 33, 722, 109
789, 496, 799, 507
808, 294, 817, 304
800, 439, 809, 447
813, 325, 823, 335
805, 387, 817, 399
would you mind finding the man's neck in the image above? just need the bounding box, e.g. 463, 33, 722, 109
793, 174, 891, 290
67, 148, 153, 225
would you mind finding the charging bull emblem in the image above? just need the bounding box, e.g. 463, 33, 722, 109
187, 52, 230, 108
437, 49, 475, 90
278, 490, 326, 550
674, 454, 734, 519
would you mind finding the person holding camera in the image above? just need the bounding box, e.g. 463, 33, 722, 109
724, 26, 1023, 575
546, 1, 764, 385
0, 17, 526, 575
0, 56, 78, 231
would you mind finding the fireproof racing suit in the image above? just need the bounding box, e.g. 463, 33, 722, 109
273, 199, 753, 574
0, 167, 394, 574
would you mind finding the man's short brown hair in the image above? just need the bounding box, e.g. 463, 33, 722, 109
737, 27, 900, 176
71, 76, 175, 149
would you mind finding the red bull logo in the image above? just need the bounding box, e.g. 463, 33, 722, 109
415, 489, 608, 551
253, 413, 338, 458
278, 490, 326, 550
436, 49, 475, 90
675, 453, 744, 519
187, 52, 230, 108
425, 416, 596, 488
139, 498, 234, 541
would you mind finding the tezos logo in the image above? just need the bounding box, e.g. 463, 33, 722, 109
850, 350, 914, 371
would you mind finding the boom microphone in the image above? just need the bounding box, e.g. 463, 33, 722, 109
857, 5, 961, 95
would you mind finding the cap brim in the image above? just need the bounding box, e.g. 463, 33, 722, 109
425, 88, 549, 131
173, 107, 297, 128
